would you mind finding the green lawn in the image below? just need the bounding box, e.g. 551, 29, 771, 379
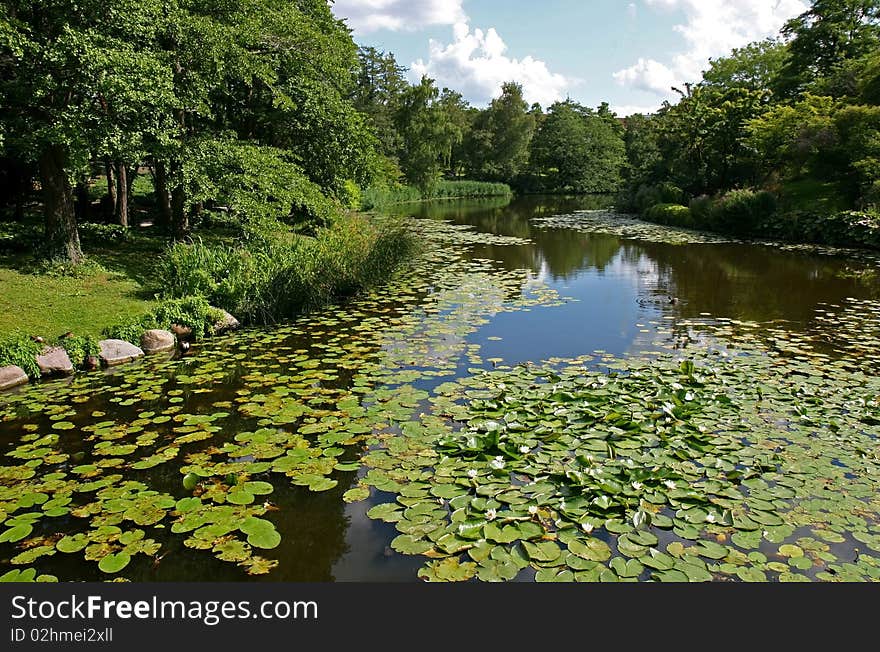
0, 265, 155, 339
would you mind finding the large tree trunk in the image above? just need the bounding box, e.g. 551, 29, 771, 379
39, 145, 82, 264
74, 180, 90, 223
154, 161, 172, 232
104, 158, 116, 218
170, 159, 188, 240
114, 161, 128, 228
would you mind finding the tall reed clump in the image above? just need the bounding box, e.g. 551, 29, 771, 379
157, 214, 417, 324
362, 180, 511, 210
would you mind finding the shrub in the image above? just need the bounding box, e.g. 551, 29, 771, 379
643, 203, 694, 227
633, 183, 686, 214
104, 297, 224, 344
689, 195, 714, 226
157, 214, 417, 324
79, 223, 132, 246
57, 334, 99, 368
770, 209, 880, 249
0, 332, 42, 379
704, 189, 777, 236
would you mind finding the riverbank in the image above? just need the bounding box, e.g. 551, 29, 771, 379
361, 180, 512, 211
0, 211, 417, 383
624, 183, 880, 250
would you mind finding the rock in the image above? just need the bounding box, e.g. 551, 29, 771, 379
212, 309, 240, 334
170, 324, 193, 339
0, 365, 28, 390
140, 329, 176, 354
98, 339, 144, 367
36, 346, 74, 375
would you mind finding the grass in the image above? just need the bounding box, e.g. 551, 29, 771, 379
0, 264, 155, 339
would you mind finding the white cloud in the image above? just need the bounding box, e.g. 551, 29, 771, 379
610, 103, 662, 118
410, 22, 571, 107
332, 0, 467, 34
613, 58, 677, 96
614, 0, 808, 102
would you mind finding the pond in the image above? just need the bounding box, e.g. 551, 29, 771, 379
2, 195, 879, 583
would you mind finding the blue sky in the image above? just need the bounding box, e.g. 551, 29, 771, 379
331, 0, 809, 115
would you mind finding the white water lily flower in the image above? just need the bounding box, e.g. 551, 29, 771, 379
705, 513, 716, 523
528, 505, 538, 515
632, 481, 643, 490
684, 392, 695, 401
664, 480, 676, 489
519, 445, 530, 454
486, 508, 497, 521
582, 522, 595, 534
489, 456, 506, 470
467, 469, 478, 478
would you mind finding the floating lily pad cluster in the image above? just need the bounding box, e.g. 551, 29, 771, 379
0, 219, 565, 581
356, 301, 880, 582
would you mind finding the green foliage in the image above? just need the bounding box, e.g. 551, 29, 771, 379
361, 181, 512, 210
78, 223, 132, 246
643, 203, 694, 227
779, 0, 880, 97
0, 332, 41, 379
767, 208, 880, 248
361, 185, 423, 210
633, 183, 687, 213
703, 189, 778, 235
529, 101, 626, 193
395, 77, 464, 193
158, 215, 417, 324
57, 335, 99, 368
464, 82, 536, 181
104, 297, 222, 344
703, 39, 789, 91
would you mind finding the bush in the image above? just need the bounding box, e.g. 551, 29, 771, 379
57, 334, 99, 368
770, 209, 880, 249
158, 214, 417, 324
701, 189, 777, 235
689, 195, 714, 225
0, 332, 42, 379
79, 222, 132, 246
104, 297, 224, 344
643, 203, 694, 227
0, 222, 42, 254
633, 183, 686, 214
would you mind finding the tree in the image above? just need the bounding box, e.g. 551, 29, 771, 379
779, 0, 880, 97
352, 47, 409, 160
465, 82, 535, 182
703, 39, 789, 92
394, 77, 462, 193
529, 101, 626, 193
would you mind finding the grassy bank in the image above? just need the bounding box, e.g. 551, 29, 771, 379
625, 182, 880, 249
0, 209, 417, 377
362, 180, 512, 211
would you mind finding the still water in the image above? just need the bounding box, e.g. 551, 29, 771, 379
1, 195, 876, 582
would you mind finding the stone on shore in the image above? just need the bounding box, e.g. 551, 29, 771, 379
140, 329, 176, 354
36, 346, 74, 375
212, 309, 240, 334
170, 324, 193, 339
0, 365, 28, 390
99, 339, 144, 367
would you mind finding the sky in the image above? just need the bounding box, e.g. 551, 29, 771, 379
330, 0, 810, 115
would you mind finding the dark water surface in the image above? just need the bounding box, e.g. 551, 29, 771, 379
1, 195, 877, 582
